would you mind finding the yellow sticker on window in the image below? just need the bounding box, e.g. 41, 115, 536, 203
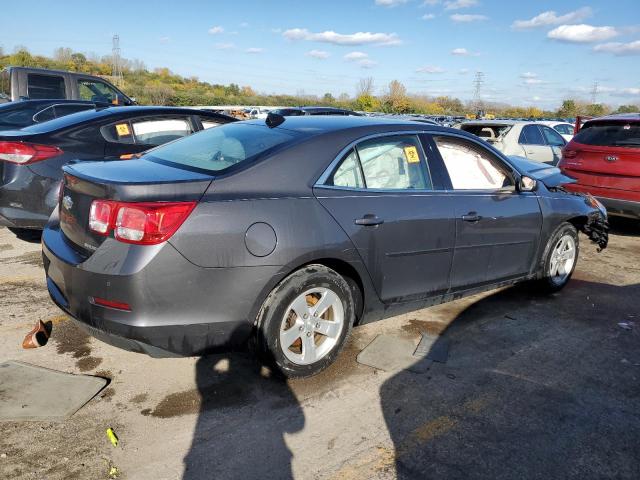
404, 146, 420, 163
115, 123, 130, 136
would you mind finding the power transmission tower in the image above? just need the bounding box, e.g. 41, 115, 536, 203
590, 81, 599, 104
111, 35, 123, 87
473, 71, 485, 117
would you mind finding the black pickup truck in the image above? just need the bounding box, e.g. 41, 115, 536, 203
0, 66, 134, 105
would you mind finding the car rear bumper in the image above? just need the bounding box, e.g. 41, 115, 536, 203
564, 184, 640, 219
42, 221, 284, 357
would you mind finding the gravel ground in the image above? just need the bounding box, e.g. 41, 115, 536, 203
0, 220, 638, 480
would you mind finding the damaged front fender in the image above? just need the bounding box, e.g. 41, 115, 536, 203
578, 195, 609, 251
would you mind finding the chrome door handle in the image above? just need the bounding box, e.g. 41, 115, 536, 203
355, 214, 384, 226
462, 212, 482, 223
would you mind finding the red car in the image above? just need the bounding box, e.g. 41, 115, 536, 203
559, 113, 640, 219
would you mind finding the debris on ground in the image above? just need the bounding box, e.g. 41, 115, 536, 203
106, 428, 119, 447
108, 465, 120, 478
21, 320, 50, 349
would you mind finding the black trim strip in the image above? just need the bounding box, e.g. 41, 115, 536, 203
386, 247, 453, 258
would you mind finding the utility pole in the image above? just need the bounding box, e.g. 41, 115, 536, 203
111, 35, 123, 87
590, 81, 599, 104
473, 71, 485, 118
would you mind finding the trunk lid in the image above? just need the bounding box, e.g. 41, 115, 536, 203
563, 120, 640, 192
59, 158, 213, 252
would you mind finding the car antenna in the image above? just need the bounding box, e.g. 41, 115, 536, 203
266, 112, 285, 128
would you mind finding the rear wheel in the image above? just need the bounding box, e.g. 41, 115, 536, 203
256, 265, 355, 378
536, 222, 579, 292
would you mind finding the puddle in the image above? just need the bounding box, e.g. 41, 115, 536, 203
53, 321, 102, 372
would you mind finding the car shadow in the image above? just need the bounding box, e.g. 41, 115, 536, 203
380, 279, 640, 479
182, 351, 304, 480
608, 217, 639, 237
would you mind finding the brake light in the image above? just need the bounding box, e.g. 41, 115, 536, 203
88, 200, 196, 245
563, 149, 578, 159
0, 141, 63, 164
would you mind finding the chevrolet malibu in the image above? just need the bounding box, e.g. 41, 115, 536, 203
42, 115, 608, 377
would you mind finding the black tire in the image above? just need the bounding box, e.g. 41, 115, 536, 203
256, 264, 355, 378
535, 222, 579, 293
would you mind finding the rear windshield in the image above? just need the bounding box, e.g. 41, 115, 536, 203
574, 121, 640, 148
145, 123, 299, 174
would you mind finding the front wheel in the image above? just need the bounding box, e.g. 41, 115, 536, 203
256, 265, 355, 378
536, 222, 579, 293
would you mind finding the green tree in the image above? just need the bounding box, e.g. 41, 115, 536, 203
557, 99, 578, 118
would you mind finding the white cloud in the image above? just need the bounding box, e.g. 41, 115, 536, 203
306, 49, 330, 59
593, 40, 640, 56
208, 26, 224, 34
548, 24, 619, 43
511, 7, 592, 30
282, 28, 401, 46
214, 42, 235, 50
159, 36, 170, 44
458, 68, 470, 74
520, 72, 538, 79
416, 65, 445, 73
524, 78, 544, 85
444, 0, 478, 10
422, 13, 436, 20
621, 87, 640, 95
451, 47, 478, 56
450, 14, 488, 22
246, 47, 264, 54
344, 51, 377, 68
344, 51, 369, 61
239, 22, 249, 28
422, 0, 440, 5
358, 59, 378, 69
375, 0, 407, 6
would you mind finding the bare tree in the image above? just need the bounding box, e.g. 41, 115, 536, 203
356, 77, 375, 97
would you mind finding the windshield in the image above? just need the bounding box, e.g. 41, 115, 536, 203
145, 123, 299, 174
574, 121, 640, 148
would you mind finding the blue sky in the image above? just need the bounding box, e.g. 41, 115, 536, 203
2, 0, 639, 108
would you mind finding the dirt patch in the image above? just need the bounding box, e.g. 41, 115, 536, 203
54, 321, 92, 358
0, 243, 13, 252
77, 356, 103, 372
401, 319, 449, 336
130, 393, 148, 404
0, 280, 49, 314
10, 251, 44, 267
148, 381, 254, 418
95, 370, 113, 380
99, 387, 115, 401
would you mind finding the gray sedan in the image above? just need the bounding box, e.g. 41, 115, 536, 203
42, 115, 608, 377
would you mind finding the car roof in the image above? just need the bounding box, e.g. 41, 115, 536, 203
19, 106, 230, 133
5, 65, 98, 76
242, 115, 449, 136
587, 113, 640, 123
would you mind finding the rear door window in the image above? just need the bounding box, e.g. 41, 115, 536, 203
131, 117, 193, 146
433, 135, 514, 190
329, 149, 365, 189
554, 124, 574, 135
27, 74, 66, 99
573, 122, 640, 148
519, 125, 545, 145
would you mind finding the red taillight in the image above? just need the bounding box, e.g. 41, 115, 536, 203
88, 200, 196, 245
563, 149, 578, 159
91, 297, 131, 311
0, 141, 63, 164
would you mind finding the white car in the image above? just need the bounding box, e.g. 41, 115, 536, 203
538, 121, 575, 142
458, 120, 567, 165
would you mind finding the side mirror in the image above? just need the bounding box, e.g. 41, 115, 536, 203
519, 176, 537, 192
